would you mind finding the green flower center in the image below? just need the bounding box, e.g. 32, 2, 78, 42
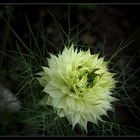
71, 65, 100, 94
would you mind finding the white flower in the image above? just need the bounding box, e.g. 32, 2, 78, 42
37, 44, 117, 131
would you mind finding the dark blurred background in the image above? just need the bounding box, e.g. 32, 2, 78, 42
0, 4, 140, 135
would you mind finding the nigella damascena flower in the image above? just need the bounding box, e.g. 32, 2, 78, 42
37, 44, 117, 131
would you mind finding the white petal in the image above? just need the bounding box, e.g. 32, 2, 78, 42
71, 113, 80, 128
52, 96, 67, 108
43, 83, 65, 98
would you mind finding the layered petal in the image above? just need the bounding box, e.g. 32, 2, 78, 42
36, 44, 117, 131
